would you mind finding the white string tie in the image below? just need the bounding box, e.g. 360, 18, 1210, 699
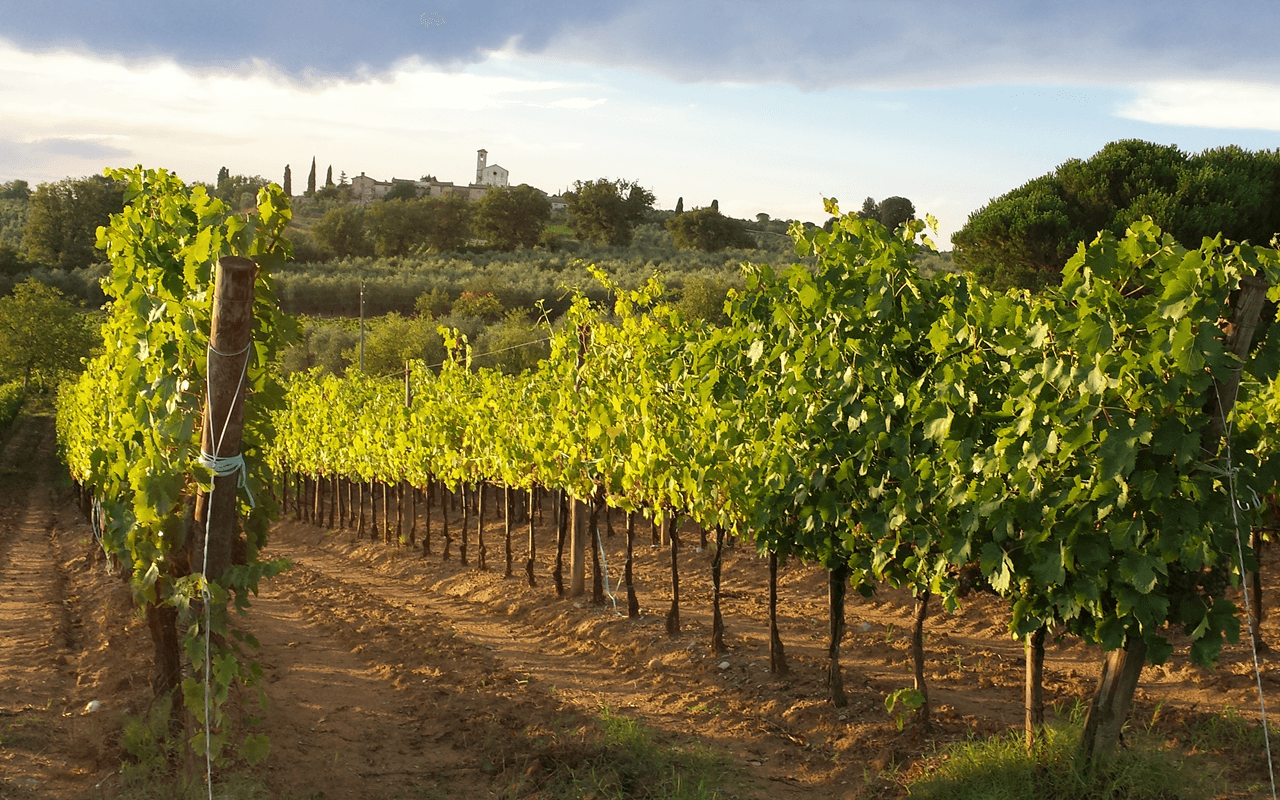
198, 450, 255, 508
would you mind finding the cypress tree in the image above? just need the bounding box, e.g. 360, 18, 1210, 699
325, 165, 334, 188
674, 196, 683, 215
306, 157, 317, 196
283, 165, 292, 197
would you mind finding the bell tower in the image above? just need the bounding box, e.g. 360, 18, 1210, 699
476, 149, 487, 184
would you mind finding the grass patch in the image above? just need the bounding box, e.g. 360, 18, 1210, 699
905, 716, 1215, 800
508, 706, 731, 800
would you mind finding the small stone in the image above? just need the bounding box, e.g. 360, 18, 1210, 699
749, 761, 762, 767
859, 622, 873, 632
718, 661, 730, 669
837, 714, 847, 720
82, 700, 101, 714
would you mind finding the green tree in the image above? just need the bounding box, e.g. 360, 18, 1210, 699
212, 173, 269, 207
674, 197, 683, 215
280, 319, 359, 376
0, 180, 31, 201
674, 275, 732, 325
426, 194, 472, 252
666, 206, 755, 251
325, 165, 334, 189
283, 164, 292, 197
857, 197, 879, 220
564, 178, 655, 246
452, 290, 503, 321
383, 181, 419, 202
345, 313, 445, 375
22, 175, 124, 269
310, 205, 371, 258
363, 196, 471, 256
306, 157, 317, 197
0, 278, 97, 390
953, 139, 1280, 291
472, 184, 551, 251
473, 308, 549, 374
414, 287, 451, 318
878, 196, 916, 232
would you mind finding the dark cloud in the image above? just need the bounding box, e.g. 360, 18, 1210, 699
0, 0, 1277, 88
0, 137, 132, 164
0, 0, 629, 79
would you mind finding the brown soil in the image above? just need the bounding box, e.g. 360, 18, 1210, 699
2, 409, 1280, 799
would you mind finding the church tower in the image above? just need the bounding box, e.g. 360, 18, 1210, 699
476, 149, 487, 184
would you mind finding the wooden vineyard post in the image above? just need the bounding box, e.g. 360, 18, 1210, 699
193, 256, 256, 586
1025, 626, 1046, 753
665, 508, 681, 636
768, 550, 788, 675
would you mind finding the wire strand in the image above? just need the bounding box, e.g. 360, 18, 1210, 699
1215, 381, 1277, 800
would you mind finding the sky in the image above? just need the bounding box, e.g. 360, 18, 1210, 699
2, 1, 1280, 248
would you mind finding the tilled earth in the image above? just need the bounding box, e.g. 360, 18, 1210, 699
2, 410, 1280, 799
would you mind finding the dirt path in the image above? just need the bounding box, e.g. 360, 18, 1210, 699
0, 411, 115, 797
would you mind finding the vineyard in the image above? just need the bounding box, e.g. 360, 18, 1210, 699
39, 171, 1280, 797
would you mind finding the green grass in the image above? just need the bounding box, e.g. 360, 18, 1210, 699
507, 706, 732, 800
905, 717, 1216, 800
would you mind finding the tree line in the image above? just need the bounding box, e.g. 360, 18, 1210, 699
954, 140, 1280, 291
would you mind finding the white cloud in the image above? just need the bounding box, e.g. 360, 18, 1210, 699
546, 97, 607, 109
1116, 81, 1280, 132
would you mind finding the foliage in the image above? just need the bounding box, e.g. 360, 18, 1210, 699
954, 140, 1280, 291
0, 381, 22, 430
343, 312, 447, 376
665, 207, 755, 252
274, 220, 796, 319
565, 178, 655, 246
363, 195, 471, 256
472, 308, 550, 375
278, 318, 359, 377
879, 196, 916, 231
271, 204, 1280, 760
0, 179, 31, 201
452, 290, 504, 321
23, 175, 124, 269
213, 172, 268, 209
0, 278, 98, 390
673, 275, 733, 325
0, 197, 29, 256
282, 165, 291, 198
306, 157, 316, 196
55, 166, 295, 770
309, 204, 371, 258
472, 183, 552, 251
383, 181, 418, 202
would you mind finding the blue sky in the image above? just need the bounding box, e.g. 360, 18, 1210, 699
2, 1, 1279, 247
